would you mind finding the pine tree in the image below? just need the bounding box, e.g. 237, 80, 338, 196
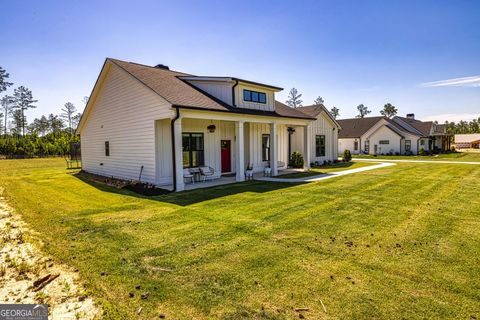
286, 88, 303, 108
0, 67, 13, 93
356, 104, 371, 118
313, 96, 325, 105
61, 102, 77, 134
12, 86, 37, 136
379, 103, 398, 118
330, 107, 340, 119
1, 95, 14, 136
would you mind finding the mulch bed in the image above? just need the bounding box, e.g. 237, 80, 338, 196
122, 183, 171, 196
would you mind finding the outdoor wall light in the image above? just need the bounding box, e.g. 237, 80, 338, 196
207, 124, 216, 133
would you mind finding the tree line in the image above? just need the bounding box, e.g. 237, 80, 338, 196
0, 66, 85, 158
285, 87, 480, 134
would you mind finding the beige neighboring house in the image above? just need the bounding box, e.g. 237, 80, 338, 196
337, 114, 450, 155
77, 58, 340, 191
454, 134, 480, 149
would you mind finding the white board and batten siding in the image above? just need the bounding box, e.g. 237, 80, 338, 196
292, 112, 338, 162
234, 83, 276, 112
80, 64, 174, 185
185, 80, 233, 105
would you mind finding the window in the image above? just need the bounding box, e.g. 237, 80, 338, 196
105, 141, 110, 156
379, 140, 390, 145
182, 133, 204, 168
262, 134, 270, 161
354, 140, 359, 151
365, 140, 370, 153
420, 140, 425, 146
315, 135, 326, 157
405, 140, 411, 152
243, 89, 267, 104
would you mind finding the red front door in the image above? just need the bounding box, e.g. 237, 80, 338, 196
221, 140, 231, 173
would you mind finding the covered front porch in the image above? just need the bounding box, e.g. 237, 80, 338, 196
155, 109, 312, 191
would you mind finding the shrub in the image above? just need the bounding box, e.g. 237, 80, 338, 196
289, 151, 304, 168
419, 147, 426, 156
450, 146, 456, 152
343, 149, 352, 162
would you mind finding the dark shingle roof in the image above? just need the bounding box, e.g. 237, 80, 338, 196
337, 117, 385, 138
393, 116, 433, 136
110, 58, 313, 120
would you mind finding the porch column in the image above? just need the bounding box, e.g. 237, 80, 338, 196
235, 120, 245, 181
174, 118, 184, 191
304, 124, 311, 169
270, 122, 278, 176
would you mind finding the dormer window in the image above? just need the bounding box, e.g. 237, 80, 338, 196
243, 89, 266, 104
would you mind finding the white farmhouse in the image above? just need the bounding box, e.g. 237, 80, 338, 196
77, 58, 340, 191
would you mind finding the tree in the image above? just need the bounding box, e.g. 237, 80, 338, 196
313, 96, 324, 105
29, 115, 49, 136
356, 104, 371, 118
61, 102, 77, 134
380, 103, 398, 118
10, 109, 25, 136
1, 95, 14, 136
0, 67, 13, 93
286, 88, 303, 108
72, 113, 82, 131
48, 113, 64, 137
12, 86, 37, 136
82, 96, 89, 105
330, 107, 339, 119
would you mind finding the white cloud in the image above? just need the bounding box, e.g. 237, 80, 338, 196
423, 113, 480, 123
420, 76, 480, 88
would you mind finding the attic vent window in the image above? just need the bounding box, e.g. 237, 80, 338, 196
154, 64, 169, 70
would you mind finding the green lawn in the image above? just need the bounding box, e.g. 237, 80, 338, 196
275, 161, 376, 179
353, 152, 480, 162
0, 158, 479, 319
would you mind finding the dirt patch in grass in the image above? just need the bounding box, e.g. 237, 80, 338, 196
0, 190, 100, 319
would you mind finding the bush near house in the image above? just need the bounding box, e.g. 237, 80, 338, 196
289, 151, 304, 168
419, 147, 426, 156
343, 149, 352, 162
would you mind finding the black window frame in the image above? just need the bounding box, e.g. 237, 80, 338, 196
243, 89, 267, 104
182, 132, 205, 168
262, 134, 270, 161
354, 140, 359, 151
379, 140, 390, 145
315, 135, 326, 157
105, 141, 110, 157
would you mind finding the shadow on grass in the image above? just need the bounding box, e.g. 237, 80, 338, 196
72, 171, 304, 206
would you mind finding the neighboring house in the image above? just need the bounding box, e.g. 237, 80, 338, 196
337, 114, 450, 155
454, 134, 480, 149
77, 58, 340, 191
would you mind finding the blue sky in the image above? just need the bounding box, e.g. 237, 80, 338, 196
1, 0, 479, 122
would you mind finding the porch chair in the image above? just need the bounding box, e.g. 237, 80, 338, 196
199, 166, 215, 182
183, 168, 195, 184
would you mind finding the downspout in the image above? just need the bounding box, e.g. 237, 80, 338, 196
231, 79, 239, 107
170, 106, 181, 192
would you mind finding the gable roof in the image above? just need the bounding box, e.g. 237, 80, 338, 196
109, 58, 313, 120
296, 104, 341, 128
337, 116, 385, 138
393, 116, 432, 136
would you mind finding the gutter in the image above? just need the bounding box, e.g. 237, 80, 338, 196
170, 106, 181, 192
231, 79, 239, 107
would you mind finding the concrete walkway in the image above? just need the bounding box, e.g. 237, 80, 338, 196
257, 162, 395, 183
353, 158, 480, 165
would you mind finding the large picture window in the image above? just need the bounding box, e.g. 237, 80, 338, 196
243, 89, 267, 104
262, 134, 270, 161
315, 135, 326, 157
182, 133, 204, 168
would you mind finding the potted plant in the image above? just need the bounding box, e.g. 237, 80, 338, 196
245, 163, 254, 180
